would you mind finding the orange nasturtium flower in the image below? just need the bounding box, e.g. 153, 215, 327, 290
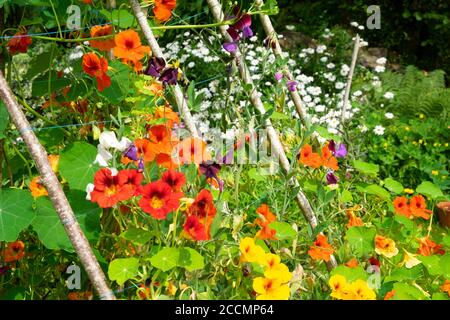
7, 30, 32, 55
3, 241, 26, 263
183, 189, 217, 241
417, 237, 445, 256
299, 144, 322, 169
255, 204, 277, 240
346, 206, 363, 228
441, 280, 450, 298
154, 105, 180, 128
308, 234, 334, 262
174, 137, 211, 165
374, 234, 399, 258
113, 29, 151, 70
82, 52, 111, 92
30, 176, 48, 198
409, 195, 432, 220
147, 124, 178, 155
48, 154, 60, 174
153, 0, 177, 22
393, 196, 411, 218
384, 290, 396, 300
345, 258, 359, 268
321, 144, 339, 171
89, 25, 116, 51
67, 291, 93, 300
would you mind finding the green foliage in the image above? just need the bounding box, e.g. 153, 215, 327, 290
0, 189, 35, 241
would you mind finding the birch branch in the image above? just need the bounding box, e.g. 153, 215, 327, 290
128, 0, 199, 138
207, 0, 337, 269
254, 0, 308, 126
340, 34, 360, 130
0, 70, 115, 300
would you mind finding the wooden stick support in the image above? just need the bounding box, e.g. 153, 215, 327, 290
206, 0, 337, 269
0, 70, 115, 300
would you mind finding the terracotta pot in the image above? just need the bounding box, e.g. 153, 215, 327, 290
437, 201, 450, 228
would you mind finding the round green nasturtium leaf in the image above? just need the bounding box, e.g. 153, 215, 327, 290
120, 227, 154, 246
59, 142, 99, 191
178, 247, 205, 272
392, 282, 428, 300
149, 247, 179, 272
0, 189, 35, 241
32, 190, 101, 252
419, 255, 442, 276
345, 226, 376, 257
416, 181, 444, 200
330, 266, 368, 282
108, 257, 140, 286
384, 178, 404, 194
353, 160, 379, 176
439, 255, 450, 279
269, 221, 297, 240
364, 184, 391, 201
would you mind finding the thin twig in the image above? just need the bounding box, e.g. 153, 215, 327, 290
0, 70, 115, 300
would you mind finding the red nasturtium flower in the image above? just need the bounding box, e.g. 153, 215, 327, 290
89, 25, 116, 51
321, 144, 339, 171
308, 234, 334, 262
7, 30, 32, 55
3, 241, 26, 263
417, 237, 445, 256
117, 169, 143, 196
409, 195, 432, 220
299, 144, 322, 169
90, 168, 135, 208
113, 30, 151, 70
255, 204, 277, 240
393, 196, 411, 218
161, 169, 186, 193
138, 180, 182, 219
82, 52, 111, 92
183, 189, 217, 241
29, 176, 48, 198
153, 0, 177, 22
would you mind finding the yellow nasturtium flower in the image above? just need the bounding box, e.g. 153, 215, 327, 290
253, 277, 290, 300
239, 237, 265, 264
375, 234, 399, 258
262, 253, 292, 283
347, 280, 377, 300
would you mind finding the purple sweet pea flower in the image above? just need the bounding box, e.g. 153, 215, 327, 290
159, 67, 178, 85
138, 158, 144, 173
123, 144, 138, 161
199, 162, 224, 192
326, 171, 339, 185
274, 72, 283, 82
328, 140, 336, 153
223, 42, 238, 53
335, 143, 348, 158
242, 26, 253, 38
227, 27, 240, 42
232, 13, 252, 32
287, 80, 297, 92
144, 57, 166, 77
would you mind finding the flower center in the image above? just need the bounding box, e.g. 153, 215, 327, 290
151, 196, 164, 209
105, 185, 118, 196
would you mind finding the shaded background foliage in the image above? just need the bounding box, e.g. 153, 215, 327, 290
276, 0, 450, 79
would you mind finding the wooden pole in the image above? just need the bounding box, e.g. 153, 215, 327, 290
128, 0, 199, 138
340, 34, 360, 130
254, 0, 309, 127
206, 0, 337, 269
0, 70, 115, 300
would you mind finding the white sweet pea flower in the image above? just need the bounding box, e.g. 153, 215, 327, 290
94, 131, 132, 166
95, 145, 113, 167
85, 183, 95, 201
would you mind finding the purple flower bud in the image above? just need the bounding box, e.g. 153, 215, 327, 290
328, 140, 336, 153
287, 80, 297, 92
335, 143, 348, 158
242, 26, 253, 39
223, 42, 238, 53
138, 158, 144, 173
274, 72, 283, 82
144, 57, 166, 77
326, 171, 339, 185
159, 67, 178, 85
0, 266, 9, 275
